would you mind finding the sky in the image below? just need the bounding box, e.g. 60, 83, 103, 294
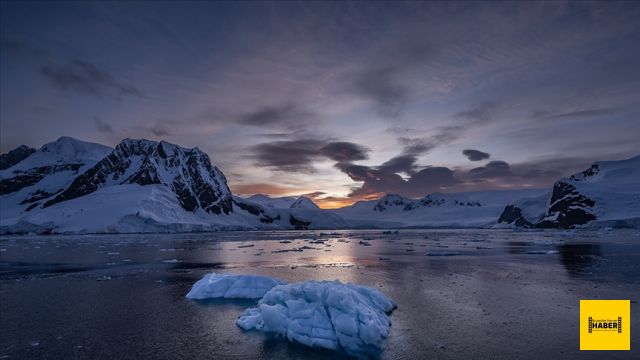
1, 1, 639, 208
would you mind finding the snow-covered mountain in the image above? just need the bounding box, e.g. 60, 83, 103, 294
2, 137, 638, 233
0, 138, 346, 233
497, 155, 640, 228
0, 145, 36, 170
246, 194, 297, 209
0, 137, 112, 219
331, 189, 546, 228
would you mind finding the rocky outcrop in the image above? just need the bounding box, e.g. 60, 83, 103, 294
0, 145, 35, 170
497, 205, 533, 228
43, 139, 233, 215
536, 181, 596, 228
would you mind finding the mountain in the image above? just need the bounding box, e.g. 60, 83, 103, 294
2, 137, 637, 233
0, 137, 112, 219
245, 194, 320, 209
497, 155, 640, 228
0, 145, 36, 170
290, 196, 320, 209
332, 189, 546, 228
42, 139, 233, 215
0, 138, 345, 233
246, 194, 297, 209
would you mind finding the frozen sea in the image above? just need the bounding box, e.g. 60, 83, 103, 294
0, 229, 638, 359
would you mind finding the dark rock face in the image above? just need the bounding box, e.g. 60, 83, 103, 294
0, 145, 35, 170
497, 205, 533, 228
20, 189, 61, 205
501, 180, 597, 229
537, 181, 596, 228
373, 195, 407, 212
233, 198, 278, 224
43, 139, 233, 215
290, 215, 310, 230
570, 164, 600, 181
0, 164, 82, 195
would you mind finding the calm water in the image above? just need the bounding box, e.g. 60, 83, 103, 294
1, 229, 638, 359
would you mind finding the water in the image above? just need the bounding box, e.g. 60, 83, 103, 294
1, 229, 638, 359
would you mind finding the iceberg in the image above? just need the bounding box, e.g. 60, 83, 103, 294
236, 280, 396, 355
185, 273, 286, 300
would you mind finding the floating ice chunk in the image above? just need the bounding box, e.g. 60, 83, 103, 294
236, 280, 396, 355
186, 273, 286, 300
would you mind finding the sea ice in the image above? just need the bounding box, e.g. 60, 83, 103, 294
236, 280, 396, 355
185, 273, 286, 300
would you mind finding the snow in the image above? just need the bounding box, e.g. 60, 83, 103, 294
332, 189, 547, 228
246, 194, 297, 209
236, 280, 396, 355
0, 136, 111, 174
290, 196, 320, 209
507, 155, 640, 227
186, 273, 286, 300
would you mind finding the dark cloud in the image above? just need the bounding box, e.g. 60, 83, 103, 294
337, 160, 461, 199
149, 124, 171, 136
535, 108, 617, 120
462, 149, 490, 161
319, 142, 369, 162
469, 160, 513, 179
398, 137, 434, 155
93, 116, 113, 134
379, 154, 419, 174
237, 104, 314, 129
250, 139, 370, 173
40, 60, 142, 99
353, 66, 408, 118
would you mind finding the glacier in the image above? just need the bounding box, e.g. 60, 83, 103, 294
236, 280, 397, 356
186, 273, 286, 300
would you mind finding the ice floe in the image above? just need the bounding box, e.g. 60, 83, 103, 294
186, 273, 286, 300
236, 280, 396, 355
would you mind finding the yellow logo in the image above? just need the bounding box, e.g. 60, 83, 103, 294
580, 300, 630, 350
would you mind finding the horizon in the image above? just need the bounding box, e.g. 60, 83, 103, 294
2, 1, 640, 208
8, 134, 639, 209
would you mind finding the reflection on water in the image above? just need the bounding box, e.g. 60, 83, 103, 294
556, 244, 603, 277
0, 229, 639, 360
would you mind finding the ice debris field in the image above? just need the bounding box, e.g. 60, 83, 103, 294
186, 273, 396, 356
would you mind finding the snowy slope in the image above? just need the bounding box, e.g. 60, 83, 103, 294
498, 155, 640, 228
246, 194, 297, 209
332, 189, 546, 228
0, 137, 112, 222
0, 138, 348, 233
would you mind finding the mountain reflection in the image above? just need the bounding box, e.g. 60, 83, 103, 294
556, 243, 602, 277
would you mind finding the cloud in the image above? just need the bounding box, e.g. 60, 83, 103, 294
352, 66, 408, 118
231, 183, 296, 196
250, 139, 370, 173
40, 60, 142, 99
462, 149, 490, 161
398, 137, 435, 155
301, 191, 326, 199
237, 104, 315, 129
469, 160, 513, 179
536, 108, 617, 120
454, 102, 499, 124
335, 160, 462, 199
319, 142, 369, 162
149, 124, 171, 136
93, 116, 113, 133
